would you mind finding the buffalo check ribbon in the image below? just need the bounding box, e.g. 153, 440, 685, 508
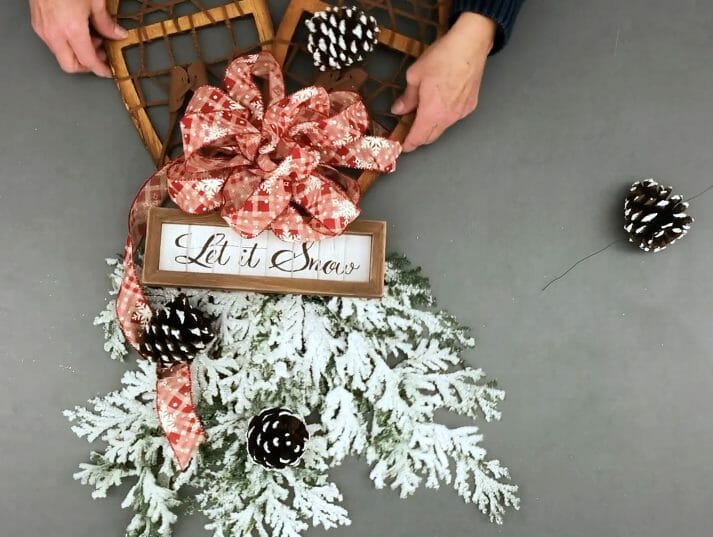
155, 365, 205, 471
115, 51, 401, 471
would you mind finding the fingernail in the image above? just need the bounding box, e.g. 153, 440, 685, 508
402, 144, 415, 152
115, 24, 128, 38
391, 100, 404, 115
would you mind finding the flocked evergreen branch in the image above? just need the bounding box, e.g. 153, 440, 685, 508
66, 254, 519, 537
93, 257, 128, 361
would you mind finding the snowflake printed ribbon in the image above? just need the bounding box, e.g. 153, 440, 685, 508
165, 50, 400, 241
115, 51, 401, 471
155, 365, 205, 470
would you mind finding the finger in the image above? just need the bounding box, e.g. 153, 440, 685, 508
402, 100, 447, 152
90, 1, 128, 40
51, 40, 90, 74
91, 36, 108, 62
69, 26, 112, 77
391, 82, 419, 115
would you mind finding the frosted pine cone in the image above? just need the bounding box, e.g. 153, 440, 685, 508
306, 6, 380, 71
624, 179, 693, 252
139, 294, 215, 368
247, 408, 309, 469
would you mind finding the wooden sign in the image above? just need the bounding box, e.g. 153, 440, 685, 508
143, 208, 386, 297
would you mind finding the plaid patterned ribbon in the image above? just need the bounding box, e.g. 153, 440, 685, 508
156, 364, 205, 471
115, 51, 401, 471
167, 50, 400, 241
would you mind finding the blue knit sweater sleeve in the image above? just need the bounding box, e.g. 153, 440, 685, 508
450, 0, 525, 53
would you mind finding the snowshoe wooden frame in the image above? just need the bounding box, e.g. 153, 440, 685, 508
105, 0, 275, 167
105, 0, 448, 194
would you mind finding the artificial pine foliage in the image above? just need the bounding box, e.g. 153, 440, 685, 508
139, 293, 215, 368
247, 408, 309, 469
306, 6, 380, 71
624, 179, 693, 252
66, 255, 519, 537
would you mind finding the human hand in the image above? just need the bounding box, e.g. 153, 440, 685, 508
391, 12, 497, 152
30, 0, 128, 77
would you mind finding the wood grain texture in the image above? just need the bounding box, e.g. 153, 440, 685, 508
105, 0, 275, 166
143, 207, 386, 298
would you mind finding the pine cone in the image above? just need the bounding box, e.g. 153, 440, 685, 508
139, 294, 215, 368
306, 6, 380, 71
247, 408, 309, 469
624, 179, 693, 252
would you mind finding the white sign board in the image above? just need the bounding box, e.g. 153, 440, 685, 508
143, 208, 386, 297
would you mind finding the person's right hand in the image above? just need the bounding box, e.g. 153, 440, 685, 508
391, 12, 496, 152
30, 0, 128, 77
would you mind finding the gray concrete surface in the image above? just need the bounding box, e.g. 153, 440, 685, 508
3, 1, 713, 536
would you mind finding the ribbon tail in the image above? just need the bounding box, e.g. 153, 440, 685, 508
156, 364, 206, 471
115, 163, 205, 471
116, 238, 148, 350
116, 166, 170, 350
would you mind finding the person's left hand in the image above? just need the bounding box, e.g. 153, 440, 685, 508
391, 12, 497, 152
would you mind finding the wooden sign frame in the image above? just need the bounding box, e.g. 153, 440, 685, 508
143, 207, 386, 297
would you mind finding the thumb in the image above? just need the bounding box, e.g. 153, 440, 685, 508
391, 81, 420, 115
90, 2, 128, 40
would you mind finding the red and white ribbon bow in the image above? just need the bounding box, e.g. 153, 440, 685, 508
166, 50, 400, 241
115, 51, 401, 470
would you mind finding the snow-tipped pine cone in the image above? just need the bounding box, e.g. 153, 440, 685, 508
624, 179, 693, 252
306, 6, 380, 71
247, 408, 309, 469
139, 294, 215, 368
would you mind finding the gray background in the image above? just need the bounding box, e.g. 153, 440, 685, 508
2, 0, 713, 536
